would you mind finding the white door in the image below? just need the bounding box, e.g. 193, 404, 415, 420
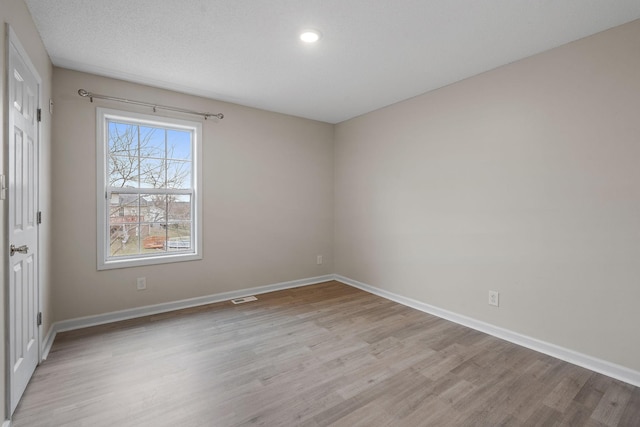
7, 27, 41, 415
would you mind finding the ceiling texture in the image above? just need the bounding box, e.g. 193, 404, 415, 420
25, 0, 640, 124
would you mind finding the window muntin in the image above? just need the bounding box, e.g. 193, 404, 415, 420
97, 108, 202, 269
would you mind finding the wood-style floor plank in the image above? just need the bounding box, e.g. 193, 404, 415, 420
11, 281, 640, 426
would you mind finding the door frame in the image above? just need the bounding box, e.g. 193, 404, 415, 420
4, 23, 43, 416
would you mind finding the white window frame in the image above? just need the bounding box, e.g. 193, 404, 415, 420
96, 107, 203, 270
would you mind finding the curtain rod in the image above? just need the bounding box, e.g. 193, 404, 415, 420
77, 89, 224, 120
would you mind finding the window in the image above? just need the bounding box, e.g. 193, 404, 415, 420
97, 108, 202, 269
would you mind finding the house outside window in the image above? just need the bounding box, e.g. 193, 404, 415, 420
97, 108, 202, 269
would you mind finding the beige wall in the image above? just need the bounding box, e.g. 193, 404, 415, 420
334, 19, 640, 372
1, 0, 53, 420
51, 68, 334, 321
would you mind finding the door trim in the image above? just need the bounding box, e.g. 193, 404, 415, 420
4, 23, 43, 416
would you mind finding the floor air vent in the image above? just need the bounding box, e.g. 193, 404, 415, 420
230, 296, 258, 304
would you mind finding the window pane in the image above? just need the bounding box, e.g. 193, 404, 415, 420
108, 122, 138, 157
167, 129, 191, 160
141, 223, 167, 254
109, 193, 140, 257
166, 160, 191, 189
109, 154, 139, 188
109, 224, 140, 257
145, 194, 167, 224
166, 222, 191, 251
139, 126, 165, 158
140, 157, 166, 188
108, 121, 139, 188
168, 195, 191, 221
109, 193, 139, 222
166, 194, 192, 252
138, 195, 167, 253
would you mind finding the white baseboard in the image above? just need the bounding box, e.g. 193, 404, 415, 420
2, 419, 10, 427
41, 324, 57, 360
335, 275, 640, 389
43, 274, 335, 354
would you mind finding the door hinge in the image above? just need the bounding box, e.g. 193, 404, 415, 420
37, 108, 42, 122
37, 211, 42, 224
0, 174, 5, 200
37, 312, 42, 327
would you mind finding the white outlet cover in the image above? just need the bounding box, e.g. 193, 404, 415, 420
489, 290, 499, 307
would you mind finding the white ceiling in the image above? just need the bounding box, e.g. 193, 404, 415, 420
25, 0, 640, 124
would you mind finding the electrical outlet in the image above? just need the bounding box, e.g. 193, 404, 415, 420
489, 290, 499, 307
137, 277, 147, 291
317, 255, 323, 265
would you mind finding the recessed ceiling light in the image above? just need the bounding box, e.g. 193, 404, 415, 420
300, 30, 321, 43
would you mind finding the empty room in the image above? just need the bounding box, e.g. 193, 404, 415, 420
1, 0, 640, 425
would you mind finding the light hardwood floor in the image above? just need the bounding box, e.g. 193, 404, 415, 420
12, 281, 640, 426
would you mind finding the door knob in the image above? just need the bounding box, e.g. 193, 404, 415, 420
10, 244, 28, 256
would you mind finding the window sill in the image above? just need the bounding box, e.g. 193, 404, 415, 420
98, 252, 202, 270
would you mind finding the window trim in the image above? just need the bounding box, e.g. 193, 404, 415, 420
96, 107, 203, 270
